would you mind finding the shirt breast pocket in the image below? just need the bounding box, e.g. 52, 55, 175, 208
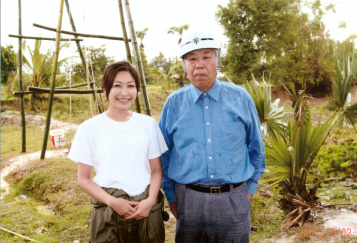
222, 122, 246, 151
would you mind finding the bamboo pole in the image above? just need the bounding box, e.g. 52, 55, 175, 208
124, 0, 151, 116
56, 81, 95, 89
29, 86, 102, 94
64, 0, 103, 113
33, 23, 130, 41
41, 0, 65, 159
18, 0, 26, 152
118, 0, 141, 113
9, 34, 82, 41
13, 89, 102, 95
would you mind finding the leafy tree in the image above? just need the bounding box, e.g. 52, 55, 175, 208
139, 49, 155, 85
217, 0, 297, 82
217, 0, 335, 92
149, 52, 175, 75
1, 45, 18, 84
167, 24, 190, 44
167, 58, 187, 88
71, 45, 114, 85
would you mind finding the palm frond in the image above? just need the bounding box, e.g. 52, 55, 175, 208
327, 56, 357, 128
242, 75, 286, 139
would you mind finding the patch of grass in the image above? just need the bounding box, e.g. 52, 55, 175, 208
1, 158, 92, 242
0, 124, 53, 166
250, 184, 285, 241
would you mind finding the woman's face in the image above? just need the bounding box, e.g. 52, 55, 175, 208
108, 71, 137, 112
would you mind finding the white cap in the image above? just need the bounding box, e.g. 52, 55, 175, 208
179, 31, 220, 58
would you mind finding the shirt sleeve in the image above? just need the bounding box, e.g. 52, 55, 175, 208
246, 95, 266, 195
147, 119, 168, 159
68, 122, 94, 166
158, 99, 176, 204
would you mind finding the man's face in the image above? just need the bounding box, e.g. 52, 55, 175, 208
183, 48, 218, 93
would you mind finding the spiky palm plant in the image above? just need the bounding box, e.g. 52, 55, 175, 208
242, 75, 286, 139
244, 79, 342, 228
327, 57, 357, 129
264, 91, 340, 227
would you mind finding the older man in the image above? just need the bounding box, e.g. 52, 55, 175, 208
159, 31, 265, 242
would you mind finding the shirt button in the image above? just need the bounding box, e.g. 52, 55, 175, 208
209, 157, 212, 160
205, 106, 208, 109
208, 139, 211, 143
210, 175, 214, 178
204, 93, 207, 96
206, 122, 210, 125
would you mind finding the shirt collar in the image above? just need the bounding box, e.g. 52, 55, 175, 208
190, 80, 221, 103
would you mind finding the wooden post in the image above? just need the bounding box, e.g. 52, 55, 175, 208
64, 0, 102, 113
18, 0, 26, 152
124, 0, 151, 116
40, 0, 65, 159
118, 0, 141, 113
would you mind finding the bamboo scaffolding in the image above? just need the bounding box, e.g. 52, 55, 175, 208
124, 0, 151, 116
9, 34, 82, 41
64, 0, 103, 113
11, 0, 152, 157
18, 0, 26, 152
33, 23, 131, 41
118, 0, 141, 113
41, 0, 65, 159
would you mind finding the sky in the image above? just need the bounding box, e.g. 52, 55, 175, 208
1, 0, 357, 64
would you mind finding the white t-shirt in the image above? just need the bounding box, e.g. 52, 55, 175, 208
68, 112, 168, 196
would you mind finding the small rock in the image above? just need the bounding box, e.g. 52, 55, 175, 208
36, 226, 47, 234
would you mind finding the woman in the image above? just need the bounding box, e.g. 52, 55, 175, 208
68, 61, 168, 242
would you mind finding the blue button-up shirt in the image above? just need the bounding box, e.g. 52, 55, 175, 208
159, 80, 265, 203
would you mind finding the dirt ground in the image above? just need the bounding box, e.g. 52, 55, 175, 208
271, 85, 357, 107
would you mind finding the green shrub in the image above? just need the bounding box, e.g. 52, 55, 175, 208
314, 129, 357, 178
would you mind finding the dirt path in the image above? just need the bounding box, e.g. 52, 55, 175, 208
260, 207, 357, 243
1, 113, 77, 197
1, 111, 79, 132
0, 149, 67, 197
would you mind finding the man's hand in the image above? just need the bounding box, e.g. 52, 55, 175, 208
247, 193, 253, 203
169, 202, 178, 219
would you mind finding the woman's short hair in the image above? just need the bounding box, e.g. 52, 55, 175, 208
101, 61, 140, 99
